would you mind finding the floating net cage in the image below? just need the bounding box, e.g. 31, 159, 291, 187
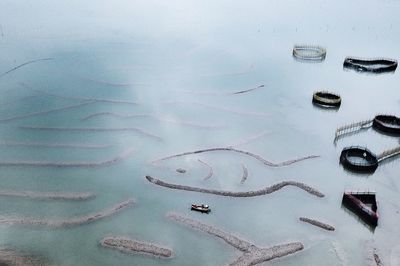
293, 45, 326, 62
341, 191, 378, 227
334, 114, 400, 141
312, 91, 341, 108
343, 57, 398, 73
340, 145, 400, 173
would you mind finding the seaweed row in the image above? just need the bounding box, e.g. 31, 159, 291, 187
19, 126, 162, 141
0, 247, 49, 266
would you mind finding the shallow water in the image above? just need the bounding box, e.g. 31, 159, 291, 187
0, 0, 400, 265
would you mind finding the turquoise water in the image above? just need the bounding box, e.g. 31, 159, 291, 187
0, 0, 400, 265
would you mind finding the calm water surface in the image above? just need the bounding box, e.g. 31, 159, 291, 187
0, 0, 400, 265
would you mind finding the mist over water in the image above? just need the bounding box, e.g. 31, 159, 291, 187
0, 0, 399, 265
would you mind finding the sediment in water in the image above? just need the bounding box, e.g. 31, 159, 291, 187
365, 241, 383, 266
100, 236, 172, 258
146, 175, 325, 198
0, 198, 134, 227
167, 212, 304, 266
240, 164, 248, 184
299, 217, 335, 231
0, 247, 50, 266
20, 126, 162, 141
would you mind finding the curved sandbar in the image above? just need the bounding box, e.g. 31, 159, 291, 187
167, 212, 304, 266
0, 190, 95, 201
77, 76, 139, 87
0, 149, 134, 168
240, 164, 248, 184
0, 247, 49, 266
299, 217, 335, 231
146, 176, 324, 198
175, 84, 264, 96
20, 126, 162, 141
0, 101, 95, 123
81, 112, 151, 121
0, 58, 53, 78
154, 147, 319, 167
100, 236, 172, 258
22, 85, 139, 105
81, 112, 224, 129
0, 198, 134, 227
198, 159, 213, 180
231, 84, 265, 95
227, 130, 270, 148
0, 141, 111, 149
164, 101, 270, 117
167, 212, 253, 251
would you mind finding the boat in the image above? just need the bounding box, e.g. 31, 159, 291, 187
191, 204, 211, 213
342, 191, 378, 227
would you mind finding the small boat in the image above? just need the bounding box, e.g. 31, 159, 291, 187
191, 204, 211, 213
342, 191, 378, 227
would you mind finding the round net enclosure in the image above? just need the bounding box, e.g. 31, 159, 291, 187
340, 145, 400, 173
343, 57, 398, 73
373, 115, 400, 134
293, 45, 326, 61
312, 91, 341, 108
340, 147, 378, 173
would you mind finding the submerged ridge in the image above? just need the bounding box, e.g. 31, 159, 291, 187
146, 175, 325, 198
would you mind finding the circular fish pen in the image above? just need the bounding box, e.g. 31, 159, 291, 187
292, 45, 326, 62
343, 57, 398, 73
312, 91, 341, 108
340, 147, 378, 173
372, 115, 400, 134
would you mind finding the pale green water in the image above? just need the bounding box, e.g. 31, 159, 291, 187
0, 0, 400, 265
